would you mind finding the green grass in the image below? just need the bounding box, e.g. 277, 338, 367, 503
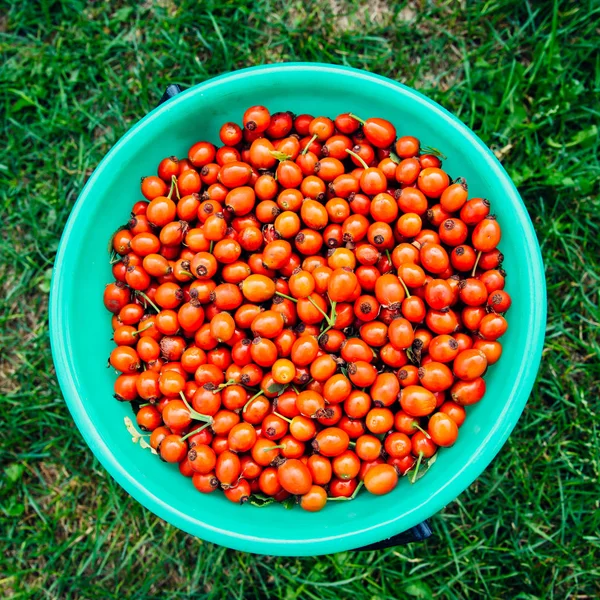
1, 0, 599, 597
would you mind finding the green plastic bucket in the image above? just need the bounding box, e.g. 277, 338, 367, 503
50, 63, 546, 556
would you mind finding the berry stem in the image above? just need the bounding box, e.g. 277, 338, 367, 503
214, 379, 237, 393
179, 391, 213, 423
348, 113, 366, 125
181, 421, 212, 440
179, 270, 194, 278
275, 291, 298, 303
301, 133, 318, 156
472, 250, 482, 277
133, 323, 153, 336
168, 175, 180, 200
308, 296, 332, 324
350, 479, 364, 499
262, 444, 285, 452
411, 451, 424, 484
136, 291, 160, 313
209, 241, 214, 254
412, 422, 431, 439
273, 411, 292, 424
319, 323, 333, 339
345, 148, 368, 170
242, 389, 264, 413
328, 300, 337, 326
328, 480, 364, 501
398, 276, 411, 299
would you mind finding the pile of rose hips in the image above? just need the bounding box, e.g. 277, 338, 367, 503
103, 105, 510, 512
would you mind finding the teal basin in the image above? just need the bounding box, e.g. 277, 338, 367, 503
50, 63, 546, 556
